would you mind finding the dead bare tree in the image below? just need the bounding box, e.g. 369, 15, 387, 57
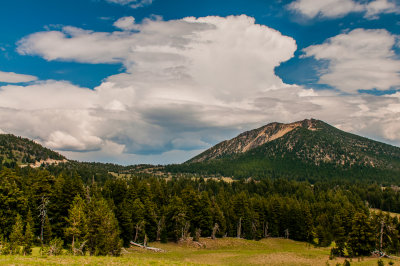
380, 219, 384, 252
211, 223, 219, 240
38, 196, 49, 245
156, 216, 165, 241
263, 222, 269, 238
134, 221, 145, 243
378, 216, 395, 252
251, 220, 257, 240
72, 240, 87, 256
284, 228, 289, 239
181, 221, 190, 241
194, 228, 201, 242
237, 217, 242, 238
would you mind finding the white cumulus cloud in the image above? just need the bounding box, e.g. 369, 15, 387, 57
0, 70, 37, 83
303, 28, 400, 93
288, 0, 399, 19
113, 16, 138, 31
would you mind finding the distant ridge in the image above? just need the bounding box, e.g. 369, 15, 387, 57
0, 134, 66, 167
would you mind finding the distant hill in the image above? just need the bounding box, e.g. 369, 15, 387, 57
0, 134, 66, 167
168, 119, 400, 182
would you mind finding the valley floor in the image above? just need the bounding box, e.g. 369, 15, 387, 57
0, 238, 397, 265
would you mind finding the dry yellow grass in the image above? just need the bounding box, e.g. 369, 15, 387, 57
1, 238, 398, 265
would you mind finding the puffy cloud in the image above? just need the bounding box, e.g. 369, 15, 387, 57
17, 26, 135, 63
0, 80, 94, 110
288, 0, 363, 19
5, 15, 400, 164
113, 16, 138, 31
0, 70, 37, 83
105, 0, 152, 9
288, 0, 399, 19
303, 29, 400, 93
365, 0, 398, 19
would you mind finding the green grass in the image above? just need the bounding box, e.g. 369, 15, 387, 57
1, 238, 398, 265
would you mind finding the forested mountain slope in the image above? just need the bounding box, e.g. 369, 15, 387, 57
169, 119, 400, 182
0, 134, 65, 167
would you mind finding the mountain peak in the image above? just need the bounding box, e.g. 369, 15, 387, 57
189, 119, 321, 163
183, 119, 400, 180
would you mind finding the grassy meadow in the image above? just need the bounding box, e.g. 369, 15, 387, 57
0, 238, 397, 265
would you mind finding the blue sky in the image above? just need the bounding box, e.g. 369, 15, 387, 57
0, 0, 399, 164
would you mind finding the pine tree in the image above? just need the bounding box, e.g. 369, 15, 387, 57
25, 210, 35, 237
43, 215, 52, 245
166, 196, 187, 242
0, 169, 27, 238
9, 214, 24, 254
332, 214, 346, 256
65, 195, 88, 255
86, 197, 122, 256
347, 212, 375, 257
23, 221, 34, 255
116, 199, 134, 246
49, 172, 84, 239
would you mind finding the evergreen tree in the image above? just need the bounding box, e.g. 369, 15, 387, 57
43, 215, 52, 245
166, 196, 187, 242
65, 195, 88, 255
9, 214, 24, 254
116, 199, 134, 246
25, 209, 35, 238
23, 221, 34, 255
332, 214, 346, 256
0, 169, 27, 238
49, 172, 84, 238
86, 197, 122, 256
347, 212, 375, 257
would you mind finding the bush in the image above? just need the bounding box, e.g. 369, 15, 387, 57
42, 238, 64, 256
330, 247, 340, 259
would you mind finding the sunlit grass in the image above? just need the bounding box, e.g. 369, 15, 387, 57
1, 238, 398, 265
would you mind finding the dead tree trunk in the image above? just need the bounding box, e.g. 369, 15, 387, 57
263, 222, 269, 238
194, 228, 201, 242
38, 196, 49, 250
211, 223, 219, 240
237, 217, 242, 238
72, 240, 87, 256
156, 216, 165, 241
181, 221, 190, 241
252, 221, 257, 240
134, 221, 144, 243
130, 241, 164, 252
380, 219, 384, 252
284, 228, 289, 239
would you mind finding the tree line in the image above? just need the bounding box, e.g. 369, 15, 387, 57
1, 165, 400, 257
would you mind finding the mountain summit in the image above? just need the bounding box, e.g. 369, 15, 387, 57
189, 119, 319, 163
179, 119, 400, 181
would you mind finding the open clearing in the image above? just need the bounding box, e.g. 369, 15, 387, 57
0, 238, 397, 265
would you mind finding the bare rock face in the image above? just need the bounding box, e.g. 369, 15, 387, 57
189, 119, 319, 163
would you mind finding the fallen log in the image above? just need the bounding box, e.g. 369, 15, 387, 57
130, 241, 164, 252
